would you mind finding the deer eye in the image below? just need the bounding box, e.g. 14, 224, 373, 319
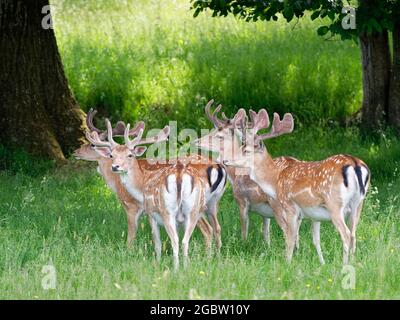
109, 154, 113, 158
128, 154, 134, 158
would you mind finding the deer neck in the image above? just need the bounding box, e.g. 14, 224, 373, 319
249, 148, 280, 200
224, 132, 246, 182
97, 159, 118, 193
120, 159, 144, 203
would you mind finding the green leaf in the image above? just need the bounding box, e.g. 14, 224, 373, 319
317, 26, 329, 36
311, 10, 320, 21
283, 6, 294, 22
193, 8, 201, 18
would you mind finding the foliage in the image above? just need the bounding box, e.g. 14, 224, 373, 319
52, 0, 362, 130
191, 0, 400, 41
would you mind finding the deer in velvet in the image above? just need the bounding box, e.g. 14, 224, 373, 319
225, 108, 370, 264
86, 118, 226, 269
194, 101, 301, 248
74, 110, 214, 250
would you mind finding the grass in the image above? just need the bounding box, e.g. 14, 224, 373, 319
1, 128, 400, 299
1, 0, 399, 300
52, 0, 362, 129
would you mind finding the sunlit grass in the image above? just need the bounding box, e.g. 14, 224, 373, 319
0, 128, 399, 299
52, 0, 362, 129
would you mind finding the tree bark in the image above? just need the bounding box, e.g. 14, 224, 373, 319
388, 23, 400, 131
0, 0, 86, 163
359, 31, 391, 130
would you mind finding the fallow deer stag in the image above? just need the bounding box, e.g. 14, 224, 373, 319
87, 118, 226, 269
194, 100, 300, 247
74, 110, 214, 250
225, 108, 370, 264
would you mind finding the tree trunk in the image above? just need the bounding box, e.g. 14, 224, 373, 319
388, 23, 400, 131
359, 31, 391, 129
0, 0, 86, 163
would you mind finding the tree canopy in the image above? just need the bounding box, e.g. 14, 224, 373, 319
191, 0, 400, 40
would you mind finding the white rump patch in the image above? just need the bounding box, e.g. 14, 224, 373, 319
181, 174, 198, 220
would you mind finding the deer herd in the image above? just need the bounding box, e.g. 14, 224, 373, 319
73, 100, 370, 269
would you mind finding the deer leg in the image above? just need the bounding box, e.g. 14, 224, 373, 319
329, 204, 351, 265
348, 200, 364, 260
282, 203, 299, 263
149, 215, 162, 262
125, 205, 143, 247
196, 217, 213, 253
182, 214, 200, 269
238, 200, 250, 241
206, 203, 222, 251
269, 198, 298, 262
295, 217, 302, 250
262, 218, 271, 246
162, 212, 180, 270
312, 221, 325, 265
268, 198, 292, 257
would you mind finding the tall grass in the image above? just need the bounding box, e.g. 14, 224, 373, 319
52, 0, 362, 129
0, 129, 399, 299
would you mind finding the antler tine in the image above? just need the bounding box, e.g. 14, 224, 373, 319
212, 104, 227, 127
112, 121, 127, 136
105, 119, 118, 148
85, 130, 112, 148
129, 121, 145, 136
232, 108, 246, 129
252, 109, 270, 134
137, 125, 170, 145
248, 109, 257, 128
257, 112, 294, 141
205, 99, 215, 122
86, 108, 102, 133
124, 123, 145, 149
204, 99, 227, 128
98, 120, 125, 140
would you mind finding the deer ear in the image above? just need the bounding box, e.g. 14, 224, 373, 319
94, 147, 111, 158
133, 146, 147, 157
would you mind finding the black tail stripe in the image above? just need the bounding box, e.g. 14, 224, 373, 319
354, 166, 365, 195
342, 165, 350, 188
208, 165, 224, 193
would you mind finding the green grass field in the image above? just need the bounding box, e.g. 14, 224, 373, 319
0, 0, 399, 299
52, 0, 362, 129
1, 128, 399, 299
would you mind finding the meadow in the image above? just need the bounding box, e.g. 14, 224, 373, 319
0, 0, 399, 299
1, 127, 399, 299
53, 0, 362, 128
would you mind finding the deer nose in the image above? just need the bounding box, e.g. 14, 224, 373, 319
112, 165, 120, 172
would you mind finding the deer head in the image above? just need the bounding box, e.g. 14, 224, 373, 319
223, 108, 294, 168
86, 118, 170, 173
73, 108, 143, 162
194, 99, 247, 162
